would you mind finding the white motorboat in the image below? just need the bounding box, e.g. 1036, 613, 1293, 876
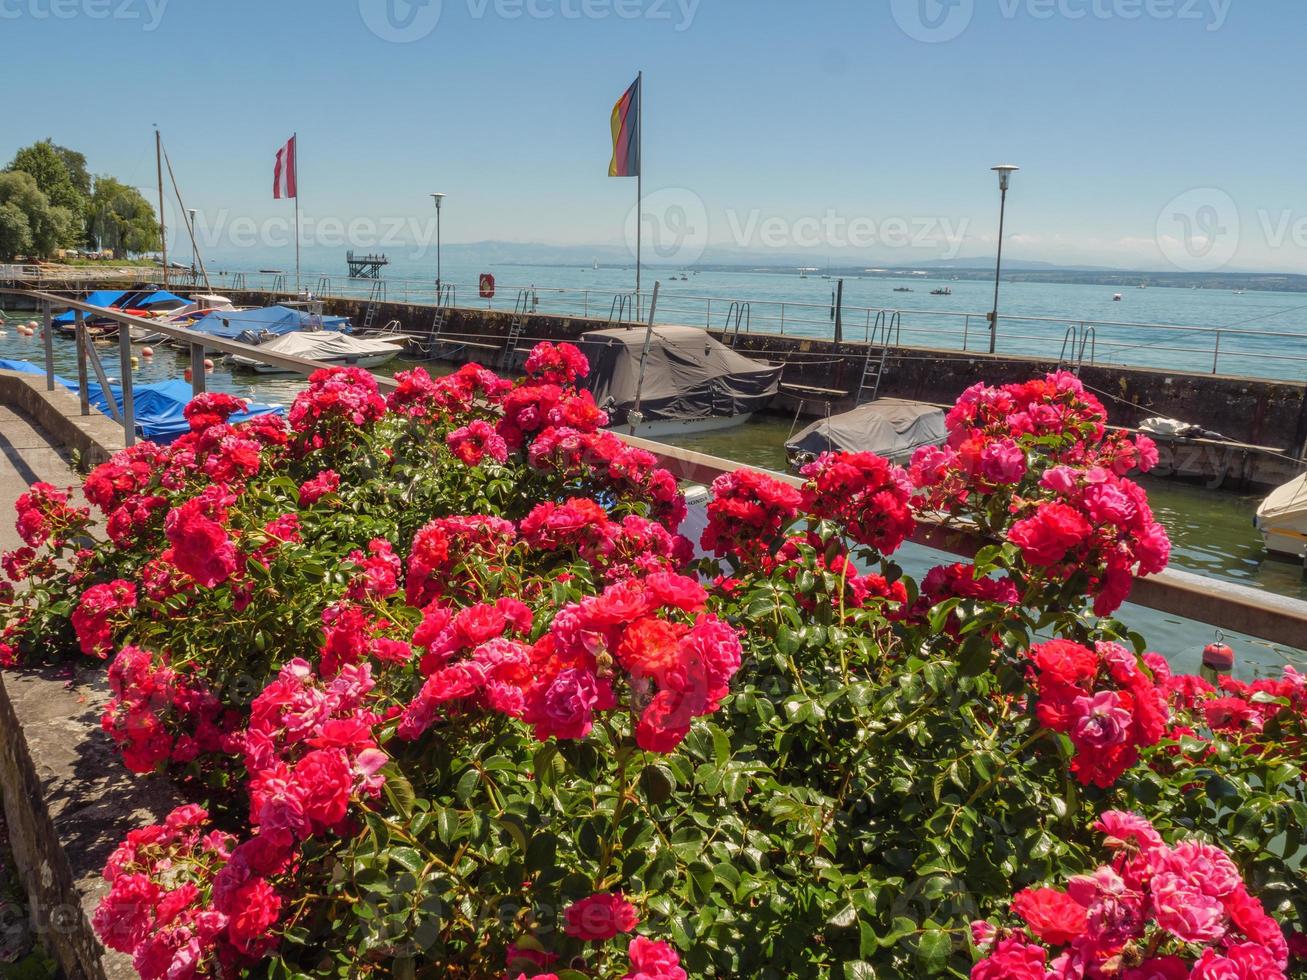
131, 294, 240, 343
1255, 474, 1307, 560
227, 330, 406, 374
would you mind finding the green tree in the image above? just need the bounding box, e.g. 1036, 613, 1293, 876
8, 139, 86, 245
0, 171, 72, 260
87, 175, 160, 257
51, 143, 91, 199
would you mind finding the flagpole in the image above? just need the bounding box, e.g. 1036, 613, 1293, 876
635, 71, 642, 319
293, 132, 301, 295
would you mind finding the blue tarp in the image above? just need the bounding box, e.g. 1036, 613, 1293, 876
0, 358, 283, 444
53, 290, 127, 324
87, 379, 283, 443
188, 305, 351, 341
52, 290, 186, 325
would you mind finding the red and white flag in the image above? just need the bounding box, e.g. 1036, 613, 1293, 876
273, 135, 297, 200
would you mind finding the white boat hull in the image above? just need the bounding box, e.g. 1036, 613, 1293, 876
231, 350, 402, 374
612, 413, 753, 439
1255, 473, 1307, 560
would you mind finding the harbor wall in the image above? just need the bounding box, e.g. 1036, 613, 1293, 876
219, 290, 1307, 460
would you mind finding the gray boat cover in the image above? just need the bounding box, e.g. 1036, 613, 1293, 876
579, 326, 780, 424
786, 399, 946, 462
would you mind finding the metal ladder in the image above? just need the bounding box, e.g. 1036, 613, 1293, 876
418, 284, 458, 359
1058, 324, 1096, 375
316, 276, 332, 297
361, 280, 387, 333
230, 272, 246, 291
499, 290, 532, 370
856, 310, 900, 405
271, 274, 286, 294
608, 293, 634, 326
723, 302, 751, 346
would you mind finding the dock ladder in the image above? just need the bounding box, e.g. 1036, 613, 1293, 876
1058, 324, 1096, 375
271, 274, 286, 294
230, 272, 246, 291
361, 280, 387, 333
723, 302, 751, 346
499, 290, 532, 370
417, 284, 458, 359
315, 276, 332, 297
608, 293, 634, 326
856, 311, 900, 405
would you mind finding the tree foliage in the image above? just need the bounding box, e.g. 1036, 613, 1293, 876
0, 171, 73, 260
88, 175, 160, 257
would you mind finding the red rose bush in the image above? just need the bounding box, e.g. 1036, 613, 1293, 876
2, 352, 1303, 978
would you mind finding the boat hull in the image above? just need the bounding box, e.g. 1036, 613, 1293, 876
230, 350, 402, 374
611, 413, 753, 439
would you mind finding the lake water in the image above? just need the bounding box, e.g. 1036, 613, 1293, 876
195, 255, 1307, 381
1, 303, 1302, 677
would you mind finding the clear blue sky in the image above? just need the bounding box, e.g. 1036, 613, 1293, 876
4, 0, 1304, 270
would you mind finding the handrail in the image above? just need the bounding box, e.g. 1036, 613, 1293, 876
624, 436, 1307, 651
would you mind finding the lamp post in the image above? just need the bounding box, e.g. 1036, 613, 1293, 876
988, 165, 1018, 354
187, 208, 197, 275
430, 192, 446, 299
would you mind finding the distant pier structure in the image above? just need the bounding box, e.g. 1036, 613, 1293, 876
346, 250, 389, 279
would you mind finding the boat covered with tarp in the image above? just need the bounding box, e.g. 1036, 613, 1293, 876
578, 325, 780, 437
0, 358, 282, 444
785, 398, 946, 468
52, 289, 189, 336
227, 330, 406, 373
185, 305, 351, 344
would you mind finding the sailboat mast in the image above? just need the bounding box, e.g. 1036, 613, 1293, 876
155, 128, 168, 288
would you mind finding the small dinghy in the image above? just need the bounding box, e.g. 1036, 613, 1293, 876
785, 398, 946, 469
579, 325, 780, 438
1256, 474, 1307, 560
226, 330, 406, 374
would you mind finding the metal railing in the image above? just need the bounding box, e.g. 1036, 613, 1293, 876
3, 285, 1307, 648
5, 267, 1306, 379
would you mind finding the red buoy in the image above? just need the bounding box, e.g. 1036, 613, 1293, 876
184, 367, 193, 382
1202, 641, 1235, 671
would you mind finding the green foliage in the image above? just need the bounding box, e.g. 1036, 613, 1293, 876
0, 171, 72, 260
88, 175, 160, 257
7, 139, 84, 244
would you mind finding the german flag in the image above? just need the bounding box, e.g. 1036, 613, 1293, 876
608, 75, 641, 178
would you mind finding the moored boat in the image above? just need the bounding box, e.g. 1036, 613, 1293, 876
1255, 474, 1307, 560
785, 398, 946, 470
226, 330, 406, 373
578, 325, 780, 438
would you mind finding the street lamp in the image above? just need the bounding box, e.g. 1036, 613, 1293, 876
988, 164, 1018, 354
187, 208, 197, 274
430, 192, 446, 298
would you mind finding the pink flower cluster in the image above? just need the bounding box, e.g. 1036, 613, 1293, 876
1027, 640, 1169, 787
92, 804, 245, 980
523, 340, 590, 384
287, 365, 388, 451
799, 451, 916, 554
13, 480, 89, 548
973, 812, 1291, 979
102, 646, 230, 773
71, 578, 136, 658
520, 497, 692, 583
908, 372, 1169, 614
700, 469, 802, 564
